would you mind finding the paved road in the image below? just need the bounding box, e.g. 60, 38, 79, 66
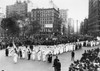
0, 46, 99, 71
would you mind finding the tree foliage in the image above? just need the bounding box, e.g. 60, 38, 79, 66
9, 12, 23, 20
1, 17, 20, 36
25, 21, 41, 35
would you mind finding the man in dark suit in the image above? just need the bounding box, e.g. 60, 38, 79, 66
48, 52, 52, 63
27, 49, 31, 60
56, 60, 61, 71
19, 49, 22, 59
71, 51, 75, 61
5, 48, 9, 56
53, 56, 59, 71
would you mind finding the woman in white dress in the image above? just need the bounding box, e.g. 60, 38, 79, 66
65, 45, 68, 52
42, 51, 46, 61
13, 51, 18, 64
37, 50, 41, 61
22, 49, 26, 59
9, 47, 14, 57
59, 47, 62, 54
32, 50, 36, 60
54, 46, 57, 55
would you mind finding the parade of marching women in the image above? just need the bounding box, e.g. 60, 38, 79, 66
0, 39, 99, 71
5, 41, 77, 63
4, 40, 99, 63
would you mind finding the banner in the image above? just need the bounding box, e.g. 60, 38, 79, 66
44, 24, 53, 28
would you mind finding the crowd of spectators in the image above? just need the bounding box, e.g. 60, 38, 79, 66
0, 34, 95, 50
69, 48, 100, 71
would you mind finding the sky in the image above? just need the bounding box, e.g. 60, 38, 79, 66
0, 0, 88, 21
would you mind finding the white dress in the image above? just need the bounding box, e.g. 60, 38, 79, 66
59, 47, 63, 54
32, 51, 36, 60
63, 45, 66, 52
22, 50, 26, 58
37, 51, 41, 61
65, 45, 68, 52
42, 51, 46, 61
9, 48, 14, 57
13, 53, 18, 63
67, 45, 70, 51
54, 48, 57, 55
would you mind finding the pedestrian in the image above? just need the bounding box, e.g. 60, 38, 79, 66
53, 56, 59, 71
27, 49, 31, 60
71, 51, 75, 61
32, 50, 36, 60
49, 52, 52, 63
13, 50, 18, 64
37, 50, 42, 61
48, 53, 52, 63
42, 50, 46, 62
56, 60, 61, 71
19, 49, 22, 59
48, 54, 51, 63
5, 48, 9, 56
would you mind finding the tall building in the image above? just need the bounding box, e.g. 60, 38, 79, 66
83, 18, 88, 35
59, 9, 68, 35
88, 0, 100, 36
59, 9, 68, 22
0, 12, 5, 38
75, 20, 81, 34
6, 1, 28, 18
31, 8, 60, 35
80, 21, 84, 35
80, 18, 88, 35
68, 18, 74, 35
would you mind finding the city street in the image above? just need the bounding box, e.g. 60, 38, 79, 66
0, 46, 99, 71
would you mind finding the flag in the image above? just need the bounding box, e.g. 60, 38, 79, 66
13, 41, 16, 48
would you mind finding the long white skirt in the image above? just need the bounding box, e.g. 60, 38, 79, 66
22, 51, 26, 58
54, 49, 57, 55
9, 50, 13, 57
42, 54, 46, 61
37, 52, 41, 61
65, 46, 68, 52
32, 52, 36, 60
13, 53, 18, 63
63, 47, 66, 52
60, 48, 63, 54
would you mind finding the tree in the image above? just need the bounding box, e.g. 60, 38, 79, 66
25, 20, 41, 35
1, 17, 20, 37
9, 11, 23, 21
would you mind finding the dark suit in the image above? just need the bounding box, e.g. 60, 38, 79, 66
71, 51, 75, 61
53, 58, 59, 71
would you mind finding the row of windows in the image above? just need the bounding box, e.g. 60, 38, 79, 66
32, 13, 54, 17
33, 17, 53, 21
40, 21, 53, 24
33, 10, 53, 14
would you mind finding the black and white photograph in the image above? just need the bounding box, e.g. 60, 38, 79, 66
1, 0, 100, 71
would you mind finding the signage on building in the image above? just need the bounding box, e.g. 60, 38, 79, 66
44, 24, 53, 28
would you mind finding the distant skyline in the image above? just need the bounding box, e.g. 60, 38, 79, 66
0, 0, 88, 21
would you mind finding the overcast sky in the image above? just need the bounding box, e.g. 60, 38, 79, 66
0, 0, 88, 21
